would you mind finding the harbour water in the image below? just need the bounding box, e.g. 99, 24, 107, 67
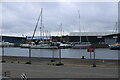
0, 47, 119, 60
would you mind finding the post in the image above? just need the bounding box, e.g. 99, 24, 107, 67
25, 45, 31, 64
29, 47, 31, 63
1, 39, 6, 63
2, 45, 4, 61
90, 52, 91, 59
59, 48, 61, 63
51, 45, 55, 62
56, 46, 64, 66
93, 52, 96, 67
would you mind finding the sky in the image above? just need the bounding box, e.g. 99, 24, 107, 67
1, 2, 118, 37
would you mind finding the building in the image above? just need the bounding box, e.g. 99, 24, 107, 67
68, 32, 117, 43
104, 33, 120, 44
0, 36, 27, 44
69, 32, 115, 36
1, 32, 119, 45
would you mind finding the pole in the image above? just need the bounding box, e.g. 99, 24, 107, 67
29, 47, 31, 63
115, 22, 118, 43
56, 46, 64, 66
51, 45, 55, 62
2, 44, 6, 62
90, 52, 91, 59
25, 44, 31, 64
59, 48, 61, 63
78, 10, 81, 43
40, 8, 43, 41
93, 52, 96, 67
32, 9, 42, 39
56, 23, 64, 66
2, 45, 4, 61
1, 37, 6, 63
60, 23, 62, 42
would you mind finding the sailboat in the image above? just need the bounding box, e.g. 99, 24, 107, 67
109, 22, 120, 50
30, 8, 58, 49
109, 43, 120, 50
56, 23, 72, 49
72, 10, 91, 49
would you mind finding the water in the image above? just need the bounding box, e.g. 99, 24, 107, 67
0, 47, 119, 60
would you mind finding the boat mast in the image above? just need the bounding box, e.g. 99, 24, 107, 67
116, 22, 118, 34
78, 10, 81, 43
32, 8, 43, 40
115, 22, 118, 43
60, 23, 62, 42
40, 8, 43, 41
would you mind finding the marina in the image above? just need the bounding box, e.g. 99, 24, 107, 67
1, 1, 119, 79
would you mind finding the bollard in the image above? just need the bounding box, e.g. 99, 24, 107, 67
81, 56, 85, 59
51, 59, 55, 62
4, 72, 7, 77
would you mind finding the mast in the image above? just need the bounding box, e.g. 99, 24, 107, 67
40, 8, 43, 40
115, 22, 118, 34
32, 8, 43, 39
78, 10, 81, 43
60, 23, 62, 42
115, 22, 118, 42
42, 24, 45, 41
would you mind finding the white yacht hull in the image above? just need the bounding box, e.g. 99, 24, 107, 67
72, 44, 91, 49
30, 44, 58, 49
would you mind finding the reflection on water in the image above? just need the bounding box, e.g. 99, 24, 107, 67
0, 47, 118, 59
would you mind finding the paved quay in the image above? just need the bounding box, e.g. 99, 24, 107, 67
2, 63, 119, 78
2, 56, 119, 68
2, 56, 119, 79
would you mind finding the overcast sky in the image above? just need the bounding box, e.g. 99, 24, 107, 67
2, 2, 118, 36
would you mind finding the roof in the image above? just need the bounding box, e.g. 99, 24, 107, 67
69, 32, 117, 36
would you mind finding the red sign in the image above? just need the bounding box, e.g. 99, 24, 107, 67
87, 48, 95, 52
